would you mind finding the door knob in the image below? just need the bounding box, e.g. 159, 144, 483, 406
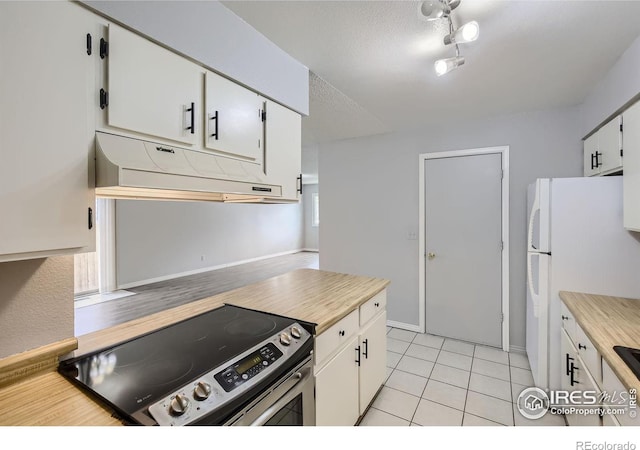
427, 252, 436, 260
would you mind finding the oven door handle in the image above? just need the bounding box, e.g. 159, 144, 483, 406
248, 367, 312, 426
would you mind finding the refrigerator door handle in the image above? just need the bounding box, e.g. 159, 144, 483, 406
527, 252, 540, 318
528, 182, 540, 252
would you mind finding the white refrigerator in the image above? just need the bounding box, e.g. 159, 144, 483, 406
526, 176, 640, 391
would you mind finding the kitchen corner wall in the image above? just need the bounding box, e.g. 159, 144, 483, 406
115, 200, 304, 288
302, 184, 319, 251
319, 106, 582, 349
0, 257, 74, 359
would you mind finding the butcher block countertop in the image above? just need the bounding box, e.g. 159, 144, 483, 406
0, 269, 389, 426
559, 291, 640, 392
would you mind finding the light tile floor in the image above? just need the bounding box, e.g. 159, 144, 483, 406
359, 327, 567, 427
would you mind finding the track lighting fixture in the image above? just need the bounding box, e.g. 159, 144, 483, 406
418, 0, 479, 76
443, 20, 479, 45
434, 56, 465, 76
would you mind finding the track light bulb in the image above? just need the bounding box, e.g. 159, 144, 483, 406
418, 0, 459, 21
434, 56, 465, 76
444, 21, 479, 45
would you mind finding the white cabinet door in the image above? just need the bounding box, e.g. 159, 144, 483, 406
359, 311, 387, 414
0, 1, 94, 261
623, 101, 640, 231
583, 134, 599, 177
315, 335, 360, 426
107, 24, 201, 145
264, 99, 302, 200
204, 71, 263, 162
598, 115, 622, 174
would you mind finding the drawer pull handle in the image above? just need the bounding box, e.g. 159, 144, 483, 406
561, 315, 569, 321
578, 343, 586, 350
565, 354, 574, 376
374, 302, 380, 307
570, 362, 579, 386
355, 346, 361, 367
339, 330, 345, 337
363, 339, 369, 359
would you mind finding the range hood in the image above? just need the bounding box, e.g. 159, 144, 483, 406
95, 132, 293, 203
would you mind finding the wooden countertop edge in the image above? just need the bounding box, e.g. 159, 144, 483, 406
0, 337, 78, 389
311, 281, 389, 334
559, 291, 640, 391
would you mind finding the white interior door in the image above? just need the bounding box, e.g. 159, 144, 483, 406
425, 153, 503, 348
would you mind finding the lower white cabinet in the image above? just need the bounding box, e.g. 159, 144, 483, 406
314, 290, 387, 426
315, 335, 360, 426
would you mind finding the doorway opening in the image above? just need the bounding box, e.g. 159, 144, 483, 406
418, 147, 510, 350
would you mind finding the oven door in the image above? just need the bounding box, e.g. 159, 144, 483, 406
226, 356, 315, 426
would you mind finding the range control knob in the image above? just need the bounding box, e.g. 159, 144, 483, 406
193, 381, 211, 401
280, 332, 291, 346
169, 394, 190, 416
290, 326, 302, 339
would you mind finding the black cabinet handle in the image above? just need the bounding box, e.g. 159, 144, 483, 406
88, 207, 93, 230
565, 353, 573, 376
374, 302, 380, 307
596, 151, 602, 167
363, 339, 369, 359
100, 38, 109, 59
86, 33, 92, 55
570, 362, 579, 386
296, 174, 303, 195
99, 89, 108, 109
186, 102, 195, 134
210, 111, 219, 140
355, 346, 361, 366
578, 343, 587, 350
590, 153, 596, 170
561, 315, 569, 321
339, 330, 345, 337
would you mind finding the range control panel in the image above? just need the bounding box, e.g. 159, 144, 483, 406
147, 323, 311, 426
214, 343, 283, 392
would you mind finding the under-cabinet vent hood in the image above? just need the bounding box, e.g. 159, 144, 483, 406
95, 132, 290, 203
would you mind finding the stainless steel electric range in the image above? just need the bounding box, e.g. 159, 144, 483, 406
59, 305, 315, 426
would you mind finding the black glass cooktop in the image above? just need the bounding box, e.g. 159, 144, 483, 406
59, 305, 310, 423
613, 346, 640, 381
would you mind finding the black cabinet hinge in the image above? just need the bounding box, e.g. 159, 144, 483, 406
86, 33, 92, 55
100, 38, 109, 59
296, 174, 303, 195
100, 88, 109, 109
88, 207, 93, 230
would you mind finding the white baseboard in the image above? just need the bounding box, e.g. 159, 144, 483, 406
301, 248, 319, 252
119, 249, 305, 290
509, 345, 526, 354
386, 320, 422, 333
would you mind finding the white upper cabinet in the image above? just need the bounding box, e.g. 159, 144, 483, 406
204, 72, 263, 163
263, 99, 302, 200
623, 100, 640, 232
106, 24, 202, 146
583, 115, 622, 177
0, 1, 95, 262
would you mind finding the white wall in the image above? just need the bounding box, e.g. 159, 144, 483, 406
302, 184, 319, 251
580, 34, 640, 137
319, 106, 582, 349
0, 257, 73, 358
115, 200, 304, 287
82, 0, 309, 115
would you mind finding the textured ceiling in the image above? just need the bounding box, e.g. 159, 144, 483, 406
222, 1, 640, 147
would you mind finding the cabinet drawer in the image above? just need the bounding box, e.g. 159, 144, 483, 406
315, 309, 359, 368
360, 290, 387, 326
575, 323, 601, 388
560, 302, 576, 343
